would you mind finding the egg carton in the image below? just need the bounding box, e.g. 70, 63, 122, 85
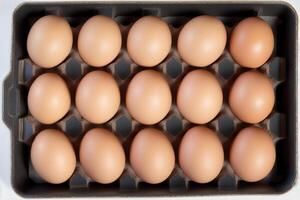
3, 2, 297, 198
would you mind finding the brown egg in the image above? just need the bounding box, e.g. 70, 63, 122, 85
177, 16, 227, 67
127, 16, 172, 67
179, 126, 224, 183
230, 17, 274, 68
80, 128, 125, 184
76, 71, 120, 124
229, 71, 275, 123
130, 128, 175, 184
230, 127, 276, 182
177, 70, 223, 124
27, 15, 73, 68
78, 15, 122, 67
31, 129, 76, 184
28, 73, 71, 124
126, 70, 172, 125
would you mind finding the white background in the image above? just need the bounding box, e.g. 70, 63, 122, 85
0, 0, 299, 199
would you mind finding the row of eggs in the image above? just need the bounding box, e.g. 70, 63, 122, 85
27, 15, 274, 69
28, 69, 274, 125
31, 126, 275, 185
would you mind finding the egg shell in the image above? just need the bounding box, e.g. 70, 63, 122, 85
78, 15, 122, 67
27, 15, 73, 68
127, 16, 172, 67
230, 126, 276, 182
27, 73, 71, 124
75, 71, 120, 124
126, 70, 172, 125
230, 17, 274, 68
130, 128, 175, 184
30, 129, 76, 184
177, 69, 223, 124
177, 15, 227, 67
179, 126, 224, 183
229, 71, 275, 123
80, 128, 125, 184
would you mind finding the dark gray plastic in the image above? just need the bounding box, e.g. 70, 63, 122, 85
3, 2, 297, 198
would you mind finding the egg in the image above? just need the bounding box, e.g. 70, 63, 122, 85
28, 73, 71, 124
230, 126, 276, 182
177, 16, 227, 67
80, 128, 125, 184
230, 17, 274, 68
126, 70, 172, 125
229, 71, 275, 123
177, 70, 223, 124
31, 129, 76, 184
179, 126, 224, 183
127, 16, 172, 67
130, 128, 175, 184
27, 15, 73, 68
78, 15, 122, 67
76, 71, 120, 124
